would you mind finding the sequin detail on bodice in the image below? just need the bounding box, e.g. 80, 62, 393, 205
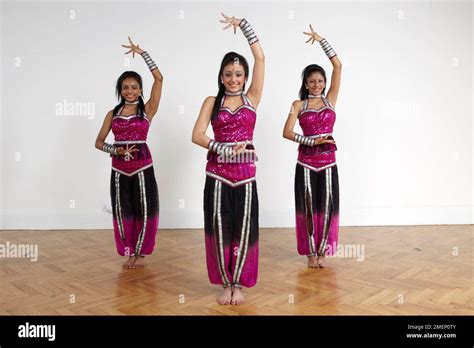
111, 105, 153, 176
205, 94, 258, 187
297, 97, 337, 171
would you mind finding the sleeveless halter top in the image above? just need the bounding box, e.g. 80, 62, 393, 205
111, 105, 153, 176
297, 96, 337, 171
205, 93, 257, 187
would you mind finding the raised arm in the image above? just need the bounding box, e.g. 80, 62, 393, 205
142, 51, 164, 119
304, 25, 342, 107
240, 18, 265, 107
122, 36, 164, 120
220, 14, 265, 108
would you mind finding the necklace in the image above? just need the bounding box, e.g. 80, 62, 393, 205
125, 100, 139, 105
225, 90, 243, 96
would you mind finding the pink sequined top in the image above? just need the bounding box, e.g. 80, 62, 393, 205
111, 105, 153, 176
205, 94, 257, 187
297, 97, 337, 171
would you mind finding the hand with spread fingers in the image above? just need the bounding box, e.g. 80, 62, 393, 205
303, 24, 323, 44
117, 144, 140, 161
121, 36, 144, 58
220, 12, 242, 34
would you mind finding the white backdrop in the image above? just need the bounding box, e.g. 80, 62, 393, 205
0, 0, 472, 229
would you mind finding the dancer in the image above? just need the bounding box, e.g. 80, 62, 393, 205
283, 25, 342, 268
192, 14, 264, 305
95, 37, 163, 269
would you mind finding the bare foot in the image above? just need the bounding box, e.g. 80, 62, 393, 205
131, 255, 146, 269
231, 287, 245, 305
318, 255, 325, 268
122, 256, 134, 269
217, 287, 232, 305
308, 255, 319, 268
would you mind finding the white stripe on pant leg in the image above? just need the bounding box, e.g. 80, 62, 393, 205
236, 182, 253, 284
234, 182, 253, 284
233, 183, 250, 284
216, 181, 231, 285
115, 172, 125, 241
304, 168, 316, 255
213, 179, 218, 232
136, 171, 148, 255
319, 167, 332, 255
135, 172, 145, 254
306, 168, 316, 255
212, 180, 226, 284
232, 183, 249, 283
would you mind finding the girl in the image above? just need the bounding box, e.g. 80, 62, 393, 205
95, 37, 163, 269
283, 25, 342, 269
192, 14, 264, 305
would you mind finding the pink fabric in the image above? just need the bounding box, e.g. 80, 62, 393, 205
112, 114, 150, 142
295, 212, 339, 256
205, 234, 258, 288
298, 150, 336, 168
111, 113, 153, 175
206, 96, 257, 184
113, 215, 159, 256
212, 105, 256, 142
112, 143, 153, 174
297, 103, 337, 169
299, 107, 335, 136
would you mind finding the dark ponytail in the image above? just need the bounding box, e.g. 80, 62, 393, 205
210, 87, 226, 121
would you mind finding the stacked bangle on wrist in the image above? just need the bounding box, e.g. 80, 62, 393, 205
141, 51, 157, 71
239, 18, 259, 45
294, 133, 315, 147
208, 140, 234, 156
102, 143, 119, 155
319, 38, 337, 59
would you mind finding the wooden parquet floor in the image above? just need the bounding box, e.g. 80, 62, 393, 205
0, 226, 472, 315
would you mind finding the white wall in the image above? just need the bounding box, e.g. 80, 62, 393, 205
1, 0, 472, 229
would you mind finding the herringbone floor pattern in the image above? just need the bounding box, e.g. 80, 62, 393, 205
0, 226, 472, 315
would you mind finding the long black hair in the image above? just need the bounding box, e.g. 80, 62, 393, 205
210, 52, 250, 120
299, 64, 327, 100
113, 71, 146, 119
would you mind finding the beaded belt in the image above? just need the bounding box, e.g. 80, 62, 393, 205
114, 140, 147, 145
216, 140, 253, 146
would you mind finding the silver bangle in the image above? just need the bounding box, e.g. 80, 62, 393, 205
209, 140, 234, 155
239, 18, 259, 45
102, 143, 118, 155
320, 38, 337, 59
141, 51, 157, 71
294, 134, 315, 147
